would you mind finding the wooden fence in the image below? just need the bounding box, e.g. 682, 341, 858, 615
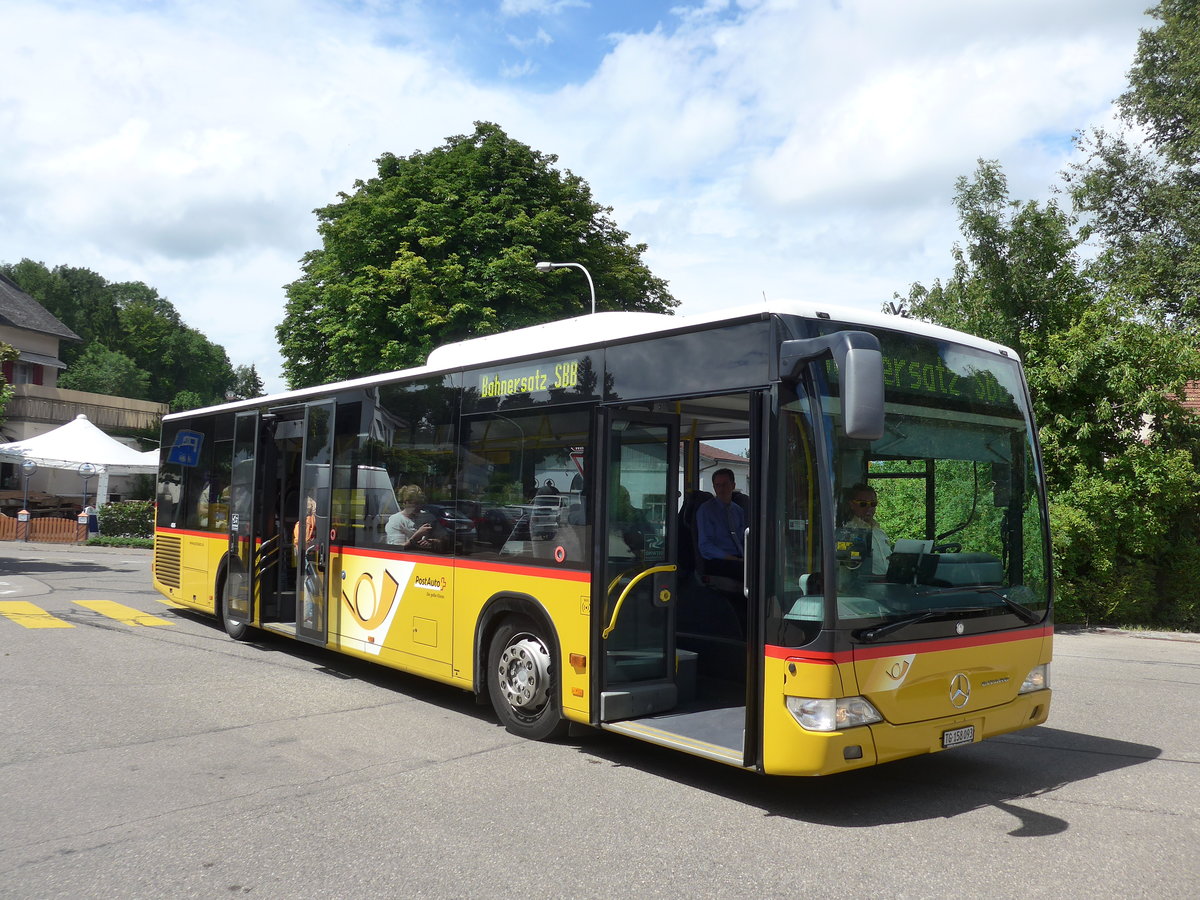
0, 515, 86, 543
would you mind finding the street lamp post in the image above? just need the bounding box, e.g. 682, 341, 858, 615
535, 261, 596, 315
20, 459, 37, 542
79, 462, 97, 513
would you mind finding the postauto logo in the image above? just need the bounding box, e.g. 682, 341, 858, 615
414, 575, 448, 592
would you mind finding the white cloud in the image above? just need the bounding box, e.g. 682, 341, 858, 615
0, 0, 1154, 393
501, 58, 539, 78
500, 0, 589, 17
521, 0, 1150, 315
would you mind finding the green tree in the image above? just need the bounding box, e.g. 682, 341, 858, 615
902, 160, 1092, 486
231, 364, 265, 400
903, 158, 1200, 629
0, 342, 18, 424
0, 259, 238, 407
0, 260, 119, 365
57, 343, 151, 399
1066, 0, 1200, 321
170, 390, 206, 413
1122, 0, 1200, 169
279, 121, 677, 387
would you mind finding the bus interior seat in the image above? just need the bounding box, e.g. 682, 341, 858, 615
676, 489, 713, 580
732, 490, 750, 517
676, 489, 746, 651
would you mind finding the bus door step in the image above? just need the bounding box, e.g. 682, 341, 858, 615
600, 682, 677, 720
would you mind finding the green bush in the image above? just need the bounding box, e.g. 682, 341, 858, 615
98, 500, 154, 539
1050, 447, 1200, 629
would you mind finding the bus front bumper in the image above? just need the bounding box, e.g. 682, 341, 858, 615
762, 689, 1052, 776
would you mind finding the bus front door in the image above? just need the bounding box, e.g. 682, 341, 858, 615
596, 411, 680, 721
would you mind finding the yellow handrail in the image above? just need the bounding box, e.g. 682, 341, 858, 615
602, 564, 677, 639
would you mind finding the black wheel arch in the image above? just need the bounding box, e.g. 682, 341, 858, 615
214, 552, 233, 618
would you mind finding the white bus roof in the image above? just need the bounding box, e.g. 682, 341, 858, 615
165, 300, 1017, 421
427, 301, 1017, 369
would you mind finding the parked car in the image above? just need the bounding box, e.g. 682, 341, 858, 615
414, 503, 476, 554
529, 497, 561, 540
448, 500, 525, 549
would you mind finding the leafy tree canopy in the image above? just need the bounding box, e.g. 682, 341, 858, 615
279, 121, 677, 387
1066, 0, 1200, 321
0, 342, 18, 424
58, 343, 151, 399
231, 364, 265, 400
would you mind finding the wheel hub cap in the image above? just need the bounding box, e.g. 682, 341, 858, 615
498, 636, 551, 711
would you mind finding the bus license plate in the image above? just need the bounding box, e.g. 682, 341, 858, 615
942, 725, 975, 749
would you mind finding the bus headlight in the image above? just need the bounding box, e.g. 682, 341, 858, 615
1019, 663, 1049, 694
786, 696, 883, 732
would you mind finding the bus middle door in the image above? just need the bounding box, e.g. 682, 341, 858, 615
295, 400, 335, 645
595, 410, 680, 721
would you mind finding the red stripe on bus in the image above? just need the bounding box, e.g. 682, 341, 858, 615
156, 529, 591, 582
157, 527, 222, 540
337, 545, 592, 582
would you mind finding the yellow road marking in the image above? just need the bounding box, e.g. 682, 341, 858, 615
0, 601, 74, 629
74, 600, 173, 627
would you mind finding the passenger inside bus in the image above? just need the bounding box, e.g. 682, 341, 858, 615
696, 467, 746, 581
293, 494, 316, 562
608, 485, 649, 562
386, 484, 437, 551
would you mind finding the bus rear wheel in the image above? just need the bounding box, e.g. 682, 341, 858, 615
487, 617, 568, 740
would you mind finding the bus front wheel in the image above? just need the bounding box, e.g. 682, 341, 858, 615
487, 617, 568, 740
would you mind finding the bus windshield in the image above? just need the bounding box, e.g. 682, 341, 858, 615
774, 325, 1051, 643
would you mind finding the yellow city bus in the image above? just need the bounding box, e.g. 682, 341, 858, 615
151, 303, 1052, 776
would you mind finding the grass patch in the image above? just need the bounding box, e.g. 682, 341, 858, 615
85, 536, 154, 549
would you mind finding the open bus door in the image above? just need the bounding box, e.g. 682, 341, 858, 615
595, 392, 766, 770
222, 410, 260, 635
595, 409, 680, 721
295, 400, 335, 645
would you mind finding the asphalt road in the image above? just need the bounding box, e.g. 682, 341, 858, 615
1, 540, 1197, 899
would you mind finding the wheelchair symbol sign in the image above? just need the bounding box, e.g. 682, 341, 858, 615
167, 430, 204, 467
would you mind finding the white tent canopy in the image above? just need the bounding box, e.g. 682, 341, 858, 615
0, 414, 157, 506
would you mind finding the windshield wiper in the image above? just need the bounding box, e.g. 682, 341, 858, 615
970, 585, 1042, 624
914, 584, 1043, 625
856, 606, 993, 643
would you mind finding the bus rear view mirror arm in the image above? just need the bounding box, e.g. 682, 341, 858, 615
780, 331, 885, 441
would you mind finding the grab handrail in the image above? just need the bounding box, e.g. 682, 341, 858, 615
602, 564, 677, 639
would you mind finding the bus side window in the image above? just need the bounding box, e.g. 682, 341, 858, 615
459, 409, 591, 570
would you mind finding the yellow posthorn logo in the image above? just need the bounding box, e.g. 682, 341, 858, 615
342, 570, 400, 630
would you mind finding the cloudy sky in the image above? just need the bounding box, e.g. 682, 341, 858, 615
2, 0, 1153, 392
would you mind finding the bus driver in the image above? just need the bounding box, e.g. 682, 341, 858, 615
845, 483, 891, 575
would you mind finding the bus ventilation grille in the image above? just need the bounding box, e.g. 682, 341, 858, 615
155, 534, 182, 589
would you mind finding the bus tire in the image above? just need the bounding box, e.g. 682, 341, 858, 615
219, 566, 251, 642
487, 616, 568, 740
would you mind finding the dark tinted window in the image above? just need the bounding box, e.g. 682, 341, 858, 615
605, 321, 771, 402
157, 416, 217, 531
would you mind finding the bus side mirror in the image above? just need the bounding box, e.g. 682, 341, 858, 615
780, 331, 885, 441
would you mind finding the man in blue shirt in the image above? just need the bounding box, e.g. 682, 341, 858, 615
696, 467, 746, 580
